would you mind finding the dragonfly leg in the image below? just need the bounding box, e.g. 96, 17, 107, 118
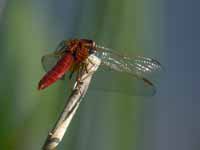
75, 62, 96, 95
69, 64, 79, 80
87, 57, 95, 66
69, 70, 75, 80
79, 62, 96, 81
83, 59, 96, 74
81, 60, 91, 74
80, 71, 95, 82
83, 62, 89, 73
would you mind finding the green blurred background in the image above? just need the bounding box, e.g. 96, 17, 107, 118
3, 0, 199, 150
1, 0, 161, 150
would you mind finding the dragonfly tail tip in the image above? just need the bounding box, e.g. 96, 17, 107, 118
38, 83, 46, 90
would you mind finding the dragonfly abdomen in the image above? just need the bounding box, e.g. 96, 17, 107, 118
38, 53, 74, 90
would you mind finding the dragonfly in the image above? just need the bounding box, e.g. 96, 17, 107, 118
38, 39, 162, 95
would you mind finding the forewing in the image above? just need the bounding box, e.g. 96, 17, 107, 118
93, 51, 163, 96
95, 51, 162, 77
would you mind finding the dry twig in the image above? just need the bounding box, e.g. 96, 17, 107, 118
42, 55, 101, 150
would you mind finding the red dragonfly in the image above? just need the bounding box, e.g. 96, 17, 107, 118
38, 39, 162, 95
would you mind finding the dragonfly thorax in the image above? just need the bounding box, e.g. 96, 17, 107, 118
66, 39, 96, 62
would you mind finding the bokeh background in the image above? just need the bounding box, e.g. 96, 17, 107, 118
0, 0, 200, 150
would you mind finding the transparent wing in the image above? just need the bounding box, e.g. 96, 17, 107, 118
41, 53, 62, 72
95, 51, 162, 77
55, 40, 66, 53
41, 41, 67, 72
92, 50, 163, 96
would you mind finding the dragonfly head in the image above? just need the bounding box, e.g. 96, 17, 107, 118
58, 39, 97, 56
77, 39, 96, 54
